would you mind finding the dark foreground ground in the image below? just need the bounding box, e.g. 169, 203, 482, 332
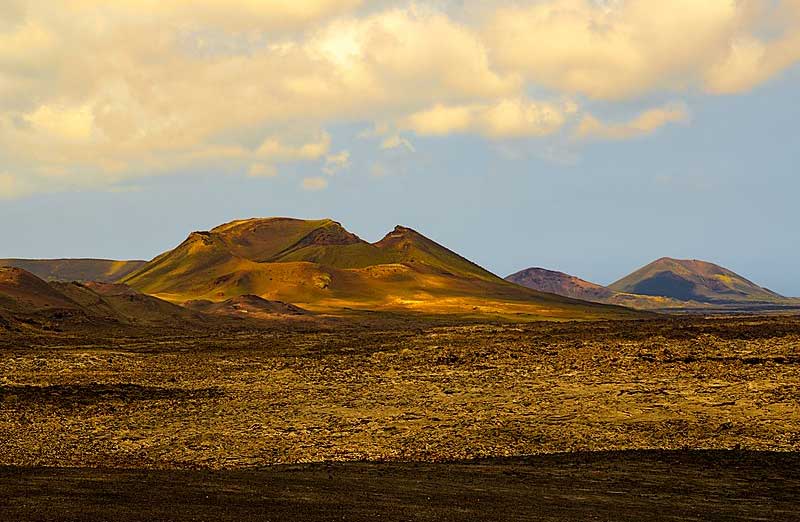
2, 451, 799, 522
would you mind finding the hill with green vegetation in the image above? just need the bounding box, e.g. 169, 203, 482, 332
123, 217, 638, 321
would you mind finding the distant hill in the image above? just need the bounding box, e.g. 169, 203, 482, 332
0, 259, 146, 283
122, 217, 638, 321
0, 267, 82, 313
609, 258, 785, 304
0, 267, 204, 330
506, 268, 615, 302
505, 267, 687, 310
507, 259, 797, 312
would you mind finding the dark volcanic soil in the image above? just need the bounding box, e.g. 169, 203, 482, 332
1, 315, 799, 519
1, 315, 799, 468
2, 451, 798, 521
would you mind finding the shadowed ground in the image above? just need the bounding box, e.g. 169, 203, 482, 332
2, 451, 799, 521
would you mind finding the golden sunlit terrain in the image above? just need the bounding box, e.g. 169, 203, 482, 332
2, 237, 799, 520
3, 316, 799, 470
2, 313, 799, 521
120, 218, 639, 321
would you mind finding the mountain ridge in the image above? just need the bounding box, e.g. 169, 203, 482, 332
122, 217, 636, 320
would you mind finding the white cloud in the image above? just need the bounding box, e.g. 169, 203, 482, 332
257, 133, 331, 161
0, 5, 518, 196
323, 150, 351, 175
576, 104, 690, 140
403, 105, 473, 136
704, 30, 800, 93
247, 163, 278, 178
64, 0, 365, 33
24, 104, 95, 142
0, 1, 797, 197
403, 98, 567, 138
302, 176, 329, 190
0, 173, 29, 200
485, 0, 799, 100
381, 134, 415, 152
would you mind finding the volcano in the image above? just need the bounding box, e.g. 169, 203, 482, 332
122, 217, 637, 320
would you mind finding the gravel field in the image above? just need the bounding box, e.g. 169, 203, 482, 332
1, 316, 798, 469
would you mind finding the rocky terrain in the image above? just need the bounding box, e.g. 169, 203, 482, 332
2, 229, 799, 520
1, 315, 798, 469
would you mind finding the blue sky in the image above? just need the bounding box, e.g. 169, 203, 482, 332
1, 1, 799, 295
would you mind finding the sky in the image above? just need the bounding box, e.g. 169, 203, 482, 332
1, 0, 799, 295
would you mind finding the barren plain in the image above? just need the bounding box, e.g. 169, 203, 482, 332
1, 316, 799, 468
1, 315, 799, 520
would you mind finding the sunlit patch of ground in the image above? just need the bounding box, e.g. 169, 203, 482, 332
0, 316, 798, 469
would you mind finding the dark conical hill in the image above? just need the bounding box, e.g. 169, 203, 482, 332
609, 257, 783, 304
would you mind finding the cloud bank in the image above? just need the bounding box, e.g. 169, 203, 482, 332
1, 0, 798, 197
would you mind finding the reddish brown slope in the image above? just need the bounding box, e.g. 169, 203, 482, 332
506, 268, 614, 302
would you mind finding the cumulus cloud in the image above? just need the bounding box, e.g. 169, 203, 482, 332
485, 0, 799, 99
247, 163, 278, 178
24, 104, 95, 142
257, 133, 331, 161
323, 151, 351, 175
381, 134, 415, 152
0, 173, 30, 200
302, 176, 329, 190
576, 104, 690, 140
0, 4, 518, 196
0, 1, 797, 197
64, 0, 365, 32
403, 98, 568, 138
704, 28, 800, 93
